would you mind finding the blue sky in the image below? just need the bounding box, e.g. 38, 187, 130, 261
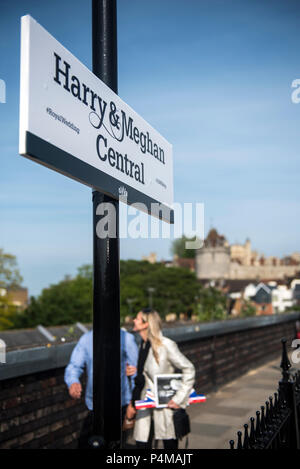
1, 0, 300, 296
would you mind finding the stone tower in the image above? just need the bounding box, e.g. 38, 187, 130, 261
196, 228, 230, 280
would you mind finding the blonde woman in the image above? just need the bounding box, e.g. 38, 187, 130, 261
126, 308, 195, 449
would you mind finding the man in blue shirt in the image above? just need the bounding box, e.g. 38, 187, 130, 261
64, 328, 138, 448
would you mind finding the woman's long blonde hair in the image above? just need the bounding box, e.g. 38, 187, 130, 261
141, 309, 163, 364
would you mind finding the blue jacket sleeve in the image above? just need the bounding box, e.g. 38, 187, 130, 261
125, 332, 139, 389
64, 335, 87, 388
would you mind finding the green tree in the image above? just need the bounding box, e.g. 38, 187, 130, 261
0, 295, 18, 330
195, 286, 227, 322
0, 248, 23, 289
240, 300, 256, 317
170, 236, 197, 259
15, 260, 229, 329
18, 260, 202, 327
17, 266, 93, 328
120, 260, 201, 321
0, 249, 23, 330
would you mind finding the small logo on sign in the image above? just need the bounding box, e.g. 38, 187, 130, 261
118, 186, 128, 197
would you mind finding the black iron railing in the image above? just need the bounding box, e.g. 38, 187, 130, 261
229, 338, 300, 449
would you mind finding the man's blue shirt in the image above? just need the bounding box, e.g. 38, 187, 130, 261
64, 329, 138, 410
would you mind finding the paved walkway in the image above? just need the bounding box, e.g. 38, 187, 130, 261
186, 354, 300, 449
125, 353, 299, 449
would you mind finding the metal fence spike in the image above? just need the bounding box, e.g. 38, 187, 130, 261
237, 431, 243, 449
243, 424, 249, 449
280, 338, 291, 383
265, 401, 270, 425
249, 417, 256, 447
269, 396, 274, 420
274, 392, 278, 410
255, 410, 261, 439
260, 405, 266, 432
228, 339, 300, 450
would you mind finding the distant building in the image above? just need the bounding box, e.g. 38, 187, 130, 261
228, 279, 296, 317
196, 228, 300, 281
244, 283, 257, 300
231, 238, 252, 266
228, 282, 274, 316
173, 256, 195, 272
244, 281, 296, 314
291, 279, 300, 306
142, 252, 157, 264
142, 253, 196, 271
161, 259, 174, 268
2, 287, 28, 311
247, 283, 273, 315
227, 292, 242, 316
271, 284, 294, 313
196, 228, 230, 280
291, 253, 300, 264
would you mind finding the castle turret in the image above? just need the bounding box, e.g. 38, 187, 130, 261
196, 228, 230, 280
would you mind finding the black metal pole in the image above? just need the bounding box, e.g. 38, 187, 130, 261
91, 0, 120, 448
92, 0, 118, 92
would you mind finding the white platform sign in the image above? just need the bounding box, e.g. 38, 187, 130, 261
19, 15, 174, 222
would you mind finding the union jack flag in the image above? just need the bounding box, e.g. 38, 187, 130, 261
135, 390, 156, 410
188, 389, 206, 404
135, 389, 206, 410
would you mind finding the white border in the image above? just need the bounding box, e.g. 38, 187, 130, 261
154, 373, 183, 408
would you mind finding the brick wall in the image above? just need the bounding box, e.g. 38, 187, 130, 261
0, 369, 88, 449
0, 317, 297, 449
180, 320, 296, 393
